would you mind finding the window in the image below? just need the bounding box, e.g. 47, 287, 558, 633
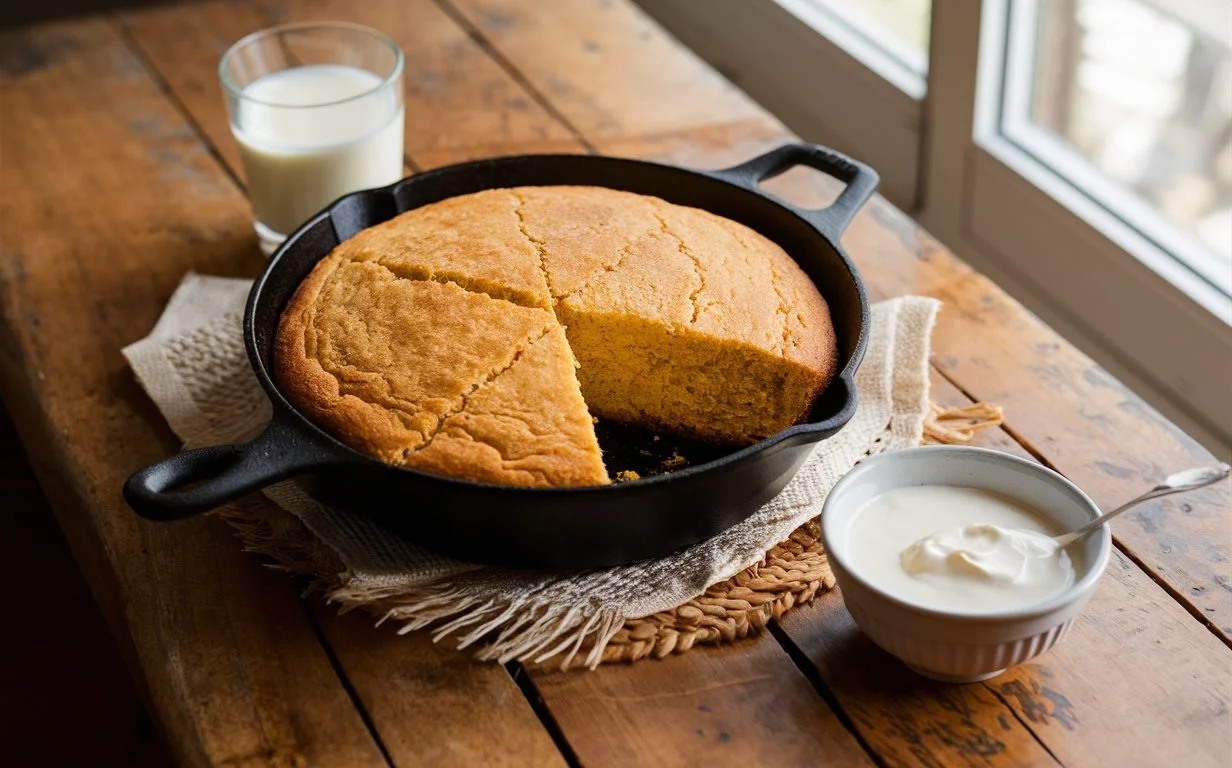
817, 0, 931, 69
638, 0, 1232, 448
1003, 0, 1232, 290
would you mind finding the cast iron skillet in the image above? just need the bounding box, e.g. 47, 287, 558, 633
124, 143, 877, 569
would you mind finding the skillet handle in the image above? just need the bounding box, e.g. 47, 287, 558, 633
123, 419, 343, 521
712, 143, 879, 237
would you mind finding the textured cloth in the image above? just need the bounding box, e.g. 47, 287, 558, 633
125, 273, 939, 667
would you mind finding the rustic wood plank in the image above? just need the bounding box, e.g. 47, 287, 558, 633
596, 118, 788, 171
777, 371, 1232, 768
2, 354, 389, 768
529, 638, 876, 767
928, 371, 1037, 460
119, 0, 583, 184
0, 19, 391, 767
779, 597, 1060, 768
116, 0, 266, 179
985, 550, 1232, 768
309, 604, 570, 768
442, 0, 765, 139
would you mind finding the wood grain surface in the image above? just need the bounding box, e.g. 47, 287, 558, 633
0, 18, 393, 768
2, 0, 1229, 766
445, 0, 765, 140
528, 638, 875, 767
309, 604, 569, 768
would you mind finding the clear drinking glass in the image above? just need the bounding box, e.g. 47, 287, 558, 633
220, 22, 405, 254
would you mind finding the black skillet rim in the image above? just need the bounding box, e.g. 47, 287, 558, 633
245, 149, 873, 495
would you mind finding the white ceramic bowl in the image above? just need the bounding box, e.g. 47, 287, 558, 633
821, 446, 1112, 683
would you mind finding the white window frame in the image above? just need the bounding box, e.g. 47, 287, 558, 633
638, 0, 1232, 451
776, 0, 928, 96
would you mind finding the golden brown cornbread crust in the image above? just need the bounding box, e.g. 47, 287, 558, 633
275, 186, 838, 487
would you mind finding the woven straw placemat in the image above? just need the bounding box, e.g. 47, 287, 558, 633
212, 402, 1000, 666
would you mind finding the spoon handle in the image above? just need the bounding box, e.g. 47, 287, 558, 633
1055, 463, 1230, 548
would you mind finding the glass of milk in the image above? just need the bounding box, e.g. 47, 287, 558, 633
220, 23, 405, 254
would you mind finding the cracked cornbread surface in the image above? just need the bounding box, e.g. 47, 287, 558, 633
275, 186, 838, 486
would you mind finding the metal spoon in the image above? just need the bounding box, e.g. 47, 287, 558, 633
1054, 463, 1230, 547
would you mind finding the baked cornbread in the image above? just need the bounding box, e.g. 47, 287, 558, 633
275, 186, 838, 487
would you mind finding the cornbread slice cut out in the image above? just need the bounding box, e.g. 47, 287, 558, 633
275, 185, 838, 486
406, 324, 609, 486
277, 259, 578, 465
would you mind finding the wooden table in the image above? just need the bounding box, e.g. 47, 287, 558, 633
2, 1, 1229, 766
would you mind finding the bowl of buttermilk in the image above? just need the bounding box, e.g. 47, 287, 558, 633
821, 445, 1112, 683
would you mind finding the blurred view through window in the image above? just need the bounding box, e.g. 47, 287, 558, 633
815, 0, 931, 70
812, 0, 1230, 276
1026, 0, 1232, 269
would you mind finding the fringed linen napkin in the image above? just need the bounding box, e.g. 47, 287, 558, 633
125, 274, 985, 668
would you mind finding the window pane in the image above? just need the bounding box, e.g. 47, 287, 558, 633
813, 0, 931, 66
1028, 0, 1232, 265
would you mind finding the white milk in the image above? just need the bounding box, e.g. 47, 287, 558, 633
232, 65, 404, 237
846, 486, 1077, 612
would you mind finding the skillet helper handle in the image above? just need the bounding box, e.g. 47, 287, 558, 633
715, 143, 880, 237
123, 419, 337, 521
